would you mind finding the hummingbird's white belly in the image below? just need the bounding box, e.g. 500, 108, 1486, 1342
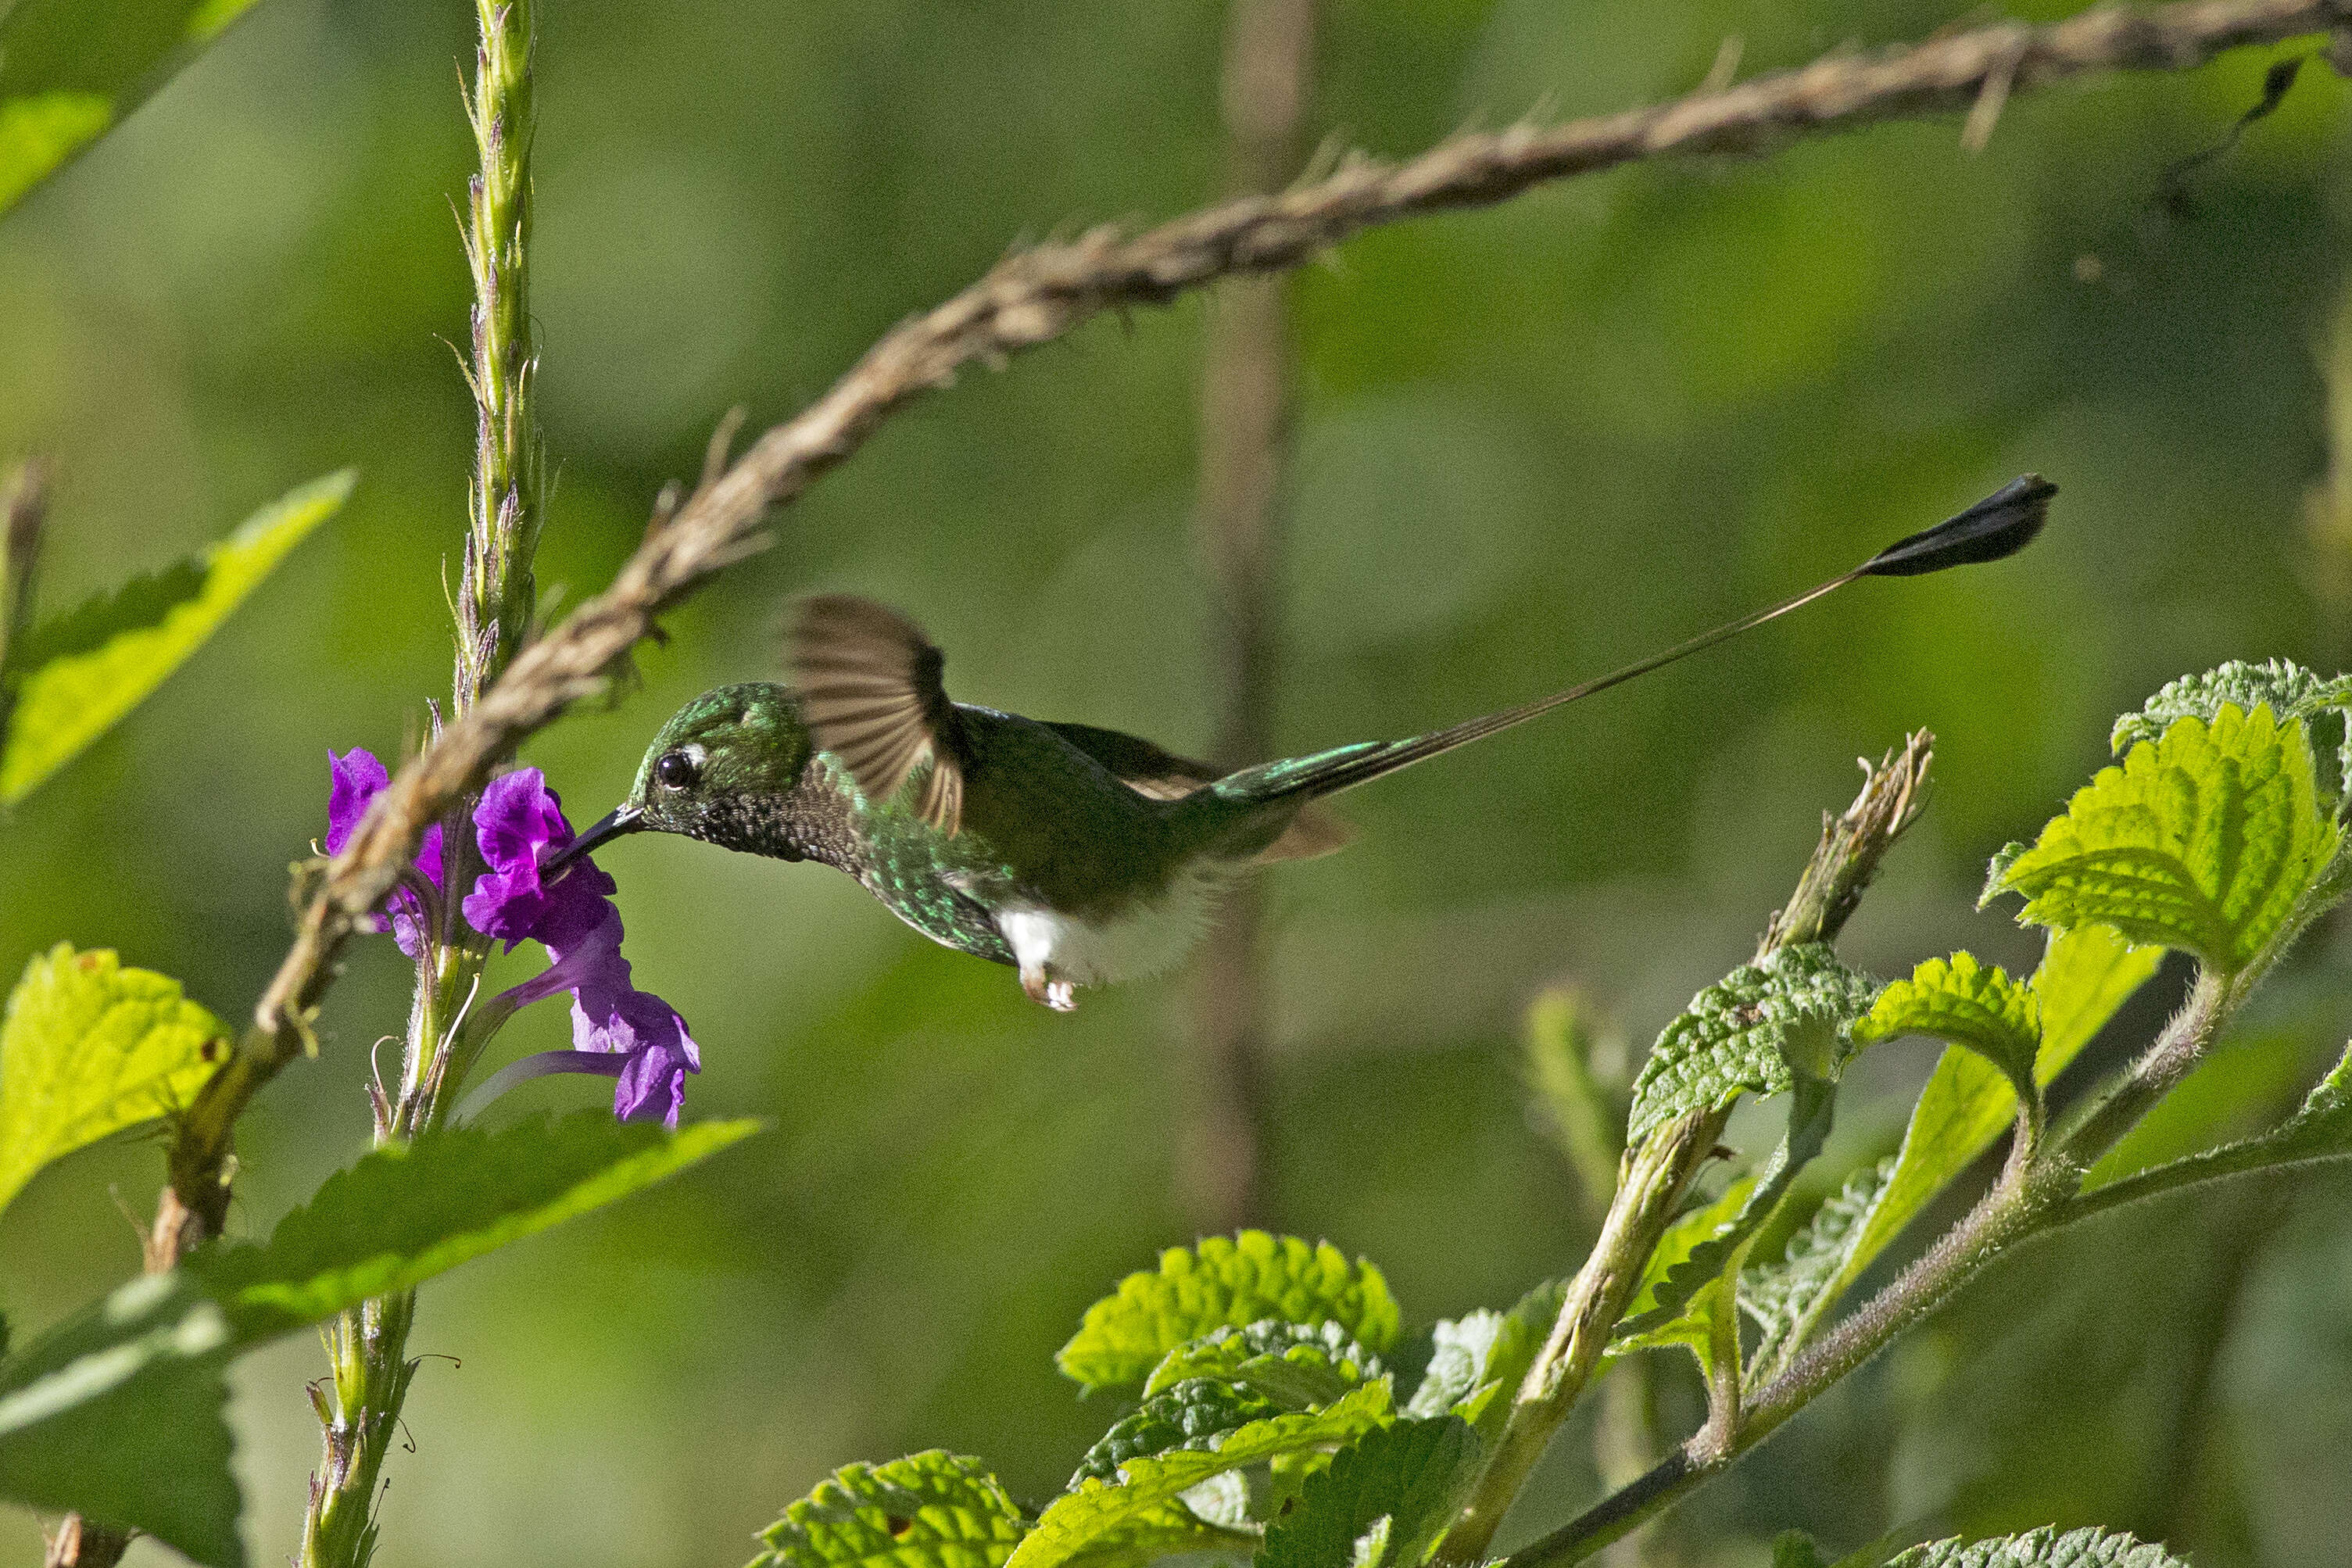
995, 860, 1236, 990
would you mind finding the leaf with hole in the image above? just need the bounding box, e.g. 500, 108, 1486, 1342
1058, 1233, 1400, 1394
1, 470, 352, 804
748, 1451, 1029, 1568
0, 943, 228, 1218
1985, 706, 2336, 976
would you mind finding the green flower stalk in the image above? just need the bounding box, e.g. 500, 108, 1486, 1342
456, 0, 540, 711
303, 2, 542, 1563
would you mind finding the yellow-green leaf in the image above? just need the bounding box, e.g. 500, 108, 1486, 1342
0, 0, 267, 218
0, 91, 110, 211
1, 470, 352, 804
1985, 705, 2336, 975
1853, 952, 2040, 1101
0, 942, 227, 1216
1057, 1232, 1401, 1394
749, 1452, 1029, 1568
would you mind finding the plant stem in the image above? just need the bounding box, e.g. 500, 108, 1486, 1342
300, 2, 540, 1561
1433, 736, 1934, 1566
0, 457, 49, 749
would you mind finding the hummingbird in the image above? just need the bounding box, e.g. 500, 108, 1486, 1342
550, 477, 2053, 1011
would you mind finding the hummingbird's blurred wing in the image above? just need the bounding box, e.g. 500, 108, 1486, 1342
1044, 720, 1355, 865
786, 595, 966, 833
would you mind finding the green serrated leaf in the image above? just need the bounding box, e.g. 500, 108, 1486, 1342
0, 942, 229, 1216
0, 1273, 240, 1566
1627, 944, 1878, 1141
0, 470, 352, 804
748, 1451, 1029, 1568
1985, 706, 2337, 976
1738, 1155, 1895, 1391
9, 553, 206, 671
1742, 925, 2161, 1384
1616, 1073, 1837, 1349
1056, 1502, 1258, 1568
1075, 1379, 1293, 1485
202, 1112, 762, 1330
0, 1113, 756, 1563
0, 0, 264, 217
1010, 1384, 1393, 1568
1402, 1278, 1562, 1431
1058, 1233, 1401, 1394
1853, 952, 2040, 1105
2114, 658, 2352, 806
1256, 1418, 1480, 1568
1887, 1525, 2186, 1568
1146, 1320, 1383, 1406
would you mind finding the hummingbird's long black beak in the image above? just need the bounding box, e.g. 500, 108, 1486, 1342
546, 805, 645, 879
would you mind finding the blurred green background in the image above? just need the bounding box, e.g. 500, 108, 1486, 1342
5, 0, 2352, 1563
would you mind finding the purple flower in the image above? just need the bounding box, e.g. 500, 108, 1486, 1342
461, 770, 616, 947
465, 767, 698, 1126
326, 749, 443, 958
327, 754, 701, 1126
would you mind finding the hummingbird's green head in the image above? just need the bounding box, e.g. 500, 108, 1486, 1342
553, 682, 818, 868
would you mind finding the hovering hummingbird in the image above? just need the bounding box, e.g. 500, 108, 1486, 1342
550, 477, 2053, 1011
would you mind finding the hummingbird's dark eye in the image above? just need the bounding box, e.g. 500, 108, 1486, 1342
655, 751, 700, 791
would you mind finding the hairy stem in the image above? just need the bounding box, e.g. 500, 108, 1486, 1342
1183, 0, 1317, 1234
1434, 736, 1934, 1566
300, 3, 540, 1562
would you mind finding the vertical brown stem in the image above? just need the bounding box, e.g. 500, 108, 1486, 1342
1182, 0, 1318, 1235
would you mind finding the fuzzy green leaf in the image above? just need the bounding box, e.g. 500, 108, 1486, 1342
1616, 1074, 1838, 1348
1402, 1279, 1563, 1431
2114, 659, 2352, 806
1853, 952, 2040, 1105
1627, 944, 1877, 1141
0, 942, 228, 1216
748, 1452, 1029, 1568
1985, 706, 2336, 975
1745, 926, 2160, 1381
1059, 1233, 1400, 1394
1256, 1418, 1480, 1568
1146, 1320, 1384, 1406
1738, 1155, 1895, 1391
1009, 1384, 1394, 1568
1074, 1380, 1294, 1484
1888, 1526, 2186, 1568
0, 0, 267, 215
1, 470, 351, 804
0, 1273, 238, 1566
1773, 1533, 1832, 1568
202, 1112, 761, 1330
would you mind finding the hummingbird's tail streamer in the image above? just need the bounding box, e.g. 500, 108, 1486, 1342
1209, 475, 2053, 809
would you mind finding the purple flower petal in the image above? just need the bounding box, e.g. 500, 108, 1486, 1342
463, 768, 617, 947
328, 749, 442, 955
612, 1040, 693, 1128
326, 750, 390, 856
493, 900, 628, 1012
